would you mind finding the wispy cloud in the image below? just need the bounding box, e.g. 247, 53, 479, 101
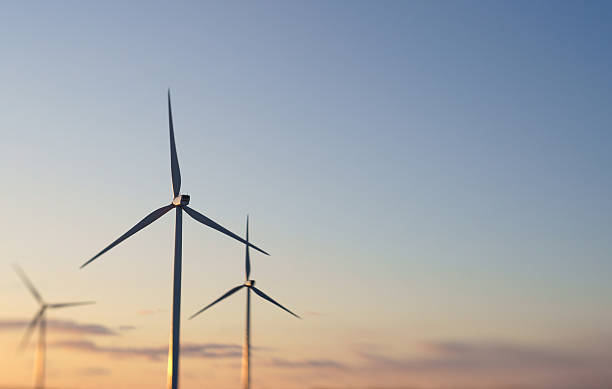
356, 340, 589, 372
348, 340, 612, 389
0, 318, 117, 336
52, 340, 241, 361
265, 339, 612, 389
269, 358, 347, 369
310, 387, 419, 389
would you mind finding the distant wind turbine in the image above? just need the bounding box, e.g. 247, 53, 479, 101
189, 216, 299, 389
80, 91, 269, 389
13, 264, 94, 389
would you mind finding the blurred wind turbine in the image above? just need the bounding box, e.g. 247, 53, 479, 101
189, 216, 298, 389
13, 264, 94, 389
80, 91, 269, 389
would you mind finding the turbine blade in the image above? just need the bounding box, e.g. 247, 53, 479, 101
48, 301, 95, 309
184, 206, 269, 256
13, 264, 43, 304
252, 287, 300, 319
245, 215, 251, 280
80, 204, 174, 268
168, 89, 181, 198
189, 285, 244, 319
19, 308, 44, 350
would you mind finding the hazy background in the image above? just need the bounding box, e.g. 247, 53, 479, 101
1, 1, 611, 388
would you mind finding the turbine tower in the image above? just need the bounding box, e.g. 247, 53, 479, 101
189, 216, 299, 389
80, 91, 269, 389
13, 264, 94, 389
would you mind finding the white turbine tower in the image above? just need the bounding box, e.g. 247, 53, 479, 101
80, 91, 269, 389
13, 264, 94, 389
189, 216, 299, 389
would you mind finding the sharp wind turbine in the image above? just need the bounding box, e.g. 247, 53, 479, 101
80, 91, 269, 389
189, 216, 299, 389
13, 264, 94, 389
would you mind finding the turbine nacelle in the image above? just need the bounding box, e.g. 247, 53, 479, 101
172, 194, 190, 206
244, 280, 255, 287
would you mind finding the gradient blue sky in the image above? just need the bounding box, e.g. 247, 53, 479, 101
1, 2, 612, 389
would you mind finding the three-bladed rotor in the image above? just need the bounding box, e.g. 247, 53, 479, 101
189, 217, 299, 320
13, 264, 94, 350
80, 90, 268, 270
188, 276, 300, 319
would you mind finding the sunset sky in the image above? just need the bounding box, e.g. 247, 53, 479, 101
1, 2, 612, 389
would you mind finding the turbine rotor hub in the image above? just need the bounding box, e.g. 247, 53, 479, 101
244, 280, 255, 287
172, 194, 190, 206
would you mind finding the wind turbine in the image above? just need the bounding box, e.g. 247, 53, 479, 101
79, 91, 269, 389
189, 216, 299, 389
13, 264, 94, 389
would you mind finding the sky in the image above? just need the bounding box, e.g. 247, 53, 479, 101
1, 1, 612, 388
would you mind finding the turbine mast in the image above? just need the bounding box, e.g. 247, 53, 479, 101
242, 214, 252, 389
35, 311, 46, 389
242, 287, 251, 389
167, 207, 183, 389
